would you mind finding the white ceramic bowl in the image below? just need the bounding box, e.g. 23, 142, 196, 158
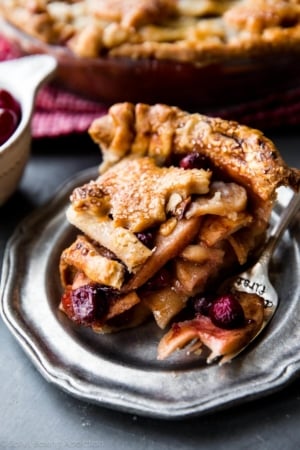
0, 55, 57, 205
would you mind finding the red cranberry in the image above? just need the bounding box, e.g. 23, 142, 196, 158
136, 230, 155, 249
61, 287, 74, 319
193, 295, 214, 316
144, 267, 171, 291
71, 284, 108, 324
0, 89, 21, 145
0, 108, 18, 145
209, 294, 245, 329
0, 89, 21, 118
179, 153, 210, 170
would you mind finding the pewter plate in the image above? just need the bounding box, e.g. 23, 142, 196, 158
1, 167, 300, 420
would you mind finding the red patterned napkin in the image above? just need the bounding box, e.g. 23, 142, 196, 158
33, 87, 107, 138
1, 33, 300, 138
211, 86, 300, 131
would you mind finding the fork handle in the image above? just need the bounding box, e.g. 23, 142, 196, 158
259, 191, 300, 265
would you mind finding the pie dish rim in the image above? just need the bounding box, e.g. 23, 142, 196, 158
2, 17, 300, 109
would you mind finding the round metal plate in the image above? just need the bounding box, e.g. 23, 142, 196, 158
1, 168, 300, 419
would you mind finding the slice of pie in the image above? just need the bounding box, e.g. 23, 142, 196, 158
59, 102, 300, 362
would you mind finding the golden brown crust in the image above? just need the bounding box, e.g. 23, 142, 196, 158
65, 205, 153, 274
89, 102, 300, 203
90, 0, 177, 28
224, 0, 300, 33
2, 0, 300, 63
71, 156, 210, 232
59, 234, 125, 289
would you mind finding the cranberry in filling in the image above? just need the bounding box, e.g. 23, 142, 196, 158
209, 294, 245, 329
143, 267, 172, 291
135, 229, 156, 249
179, 152, 211, 170
193, 295, 214, 316
70, 284, 109, 324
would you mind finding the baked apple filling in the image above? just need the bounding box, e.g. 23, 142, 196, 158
59, 102, 300, 362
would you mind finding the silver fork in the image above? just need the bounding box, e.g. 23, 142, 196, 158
220, 190, 300, 364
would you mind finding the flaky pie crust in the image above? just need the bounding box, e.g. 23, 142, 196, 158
1, 1, 300, 63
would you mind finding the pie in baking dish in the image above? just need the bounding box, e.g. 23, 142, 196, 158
59, 102, 300, 363
1, 0, 300, 62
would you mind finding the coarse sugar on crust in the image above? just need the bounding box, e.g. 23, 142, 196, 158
89, 102, 300, 203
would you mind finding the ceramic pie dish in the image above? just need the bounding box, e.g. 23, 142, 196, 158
1, 1, 300, 109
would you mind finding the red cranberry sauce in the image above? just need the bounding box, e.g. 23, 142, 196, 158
0, 89, 21, 145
